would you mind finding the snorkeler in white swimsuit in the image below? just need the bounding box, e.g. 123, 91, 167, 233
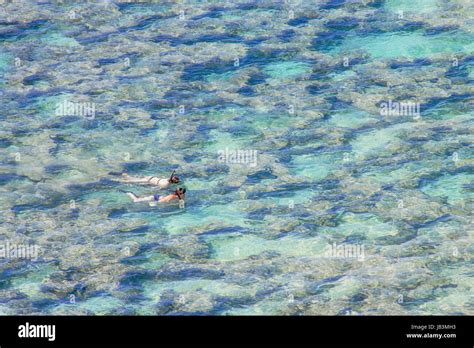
117, 170, 180, 189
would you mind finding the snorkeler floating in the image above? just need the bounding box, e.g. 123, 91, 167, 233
116, 169, 185, 205
127, 187, 186, 204
117, 170, 180, 189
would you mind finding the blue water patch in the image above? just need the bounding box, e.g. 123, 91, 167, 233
98, 52, 141, 66
199, 226, 245, 236
183, 33, 242, 45
0, 173, 28, 185
119, 270, 156, 288
277, 29, 296, 43
422, 93, 474, 114
389, 57, 432, 69
312, 31, 346, 51
157, 268, 225, 281
320, 0, 347, 10
76, 31, 112, 45
325, 17, 359, 31
246, 170, 278, 184
287, 16, 311, 27
22, 73, 50, 86
191, 7, 226, 20
425, 25, 459, 35
181, 59, 235, 81
0, 19, 49, 41
120, 14, 167, 32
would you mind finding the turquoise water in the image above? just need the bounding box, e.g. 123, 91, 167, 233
0, 1, 472, 315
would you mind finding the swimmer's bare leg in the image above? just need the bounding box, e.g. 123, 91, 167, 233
126, 192, 155, 203
119, 174, 153, 184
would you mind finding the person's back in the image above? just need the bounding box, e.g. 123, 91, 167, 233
115, 171, 180, 189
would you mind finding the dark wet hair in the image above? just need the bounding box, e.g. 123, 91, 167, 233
175, 187, 186, 199
169, 169, 179, 184
170, 175, 180, 183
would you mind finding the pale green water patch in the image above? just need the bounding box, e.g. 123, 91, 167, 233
205, 129, 253, 153
0, 304, 14, 315
417, 219, 467, 241
272, 190, 313, 207
291, 152, 339, 181
10, 263, 57, 299
424, 106, 473, 121
322, 212, 398, 240
40, 32, 80, 47
49, 168, 96, 187
138, 250, 172, 270
142, 278, 252, 302
201, 202, 250, 223
224, 293, 288, 315
181, 177, 222, 191
419, 269, 473, 314
350, 123, 412, 158
328, 108, 378, 129
468, 65, 474, 79
81, 190, 131, 208
325, 276, 361, 300
0, 50, 12, 74
199, 107, 249, 128
50, 296, 126, 315
263, 61, 311, 80
333, 31, 474, 59
421, 172, 474, 205
205, 70, 237, 83
384, 0, 441, 14
329, 69, 357, 82
360, 160, 434, 185
250, 112, 295, 132
220, 8, 280, 25
32, 93, 78, 120
207, 233, 327, 262
77, 296, 126, 314
160, 201, 250, 236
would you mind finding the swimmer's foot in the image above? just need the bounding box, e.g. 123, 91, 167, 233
126, 192, 139, 202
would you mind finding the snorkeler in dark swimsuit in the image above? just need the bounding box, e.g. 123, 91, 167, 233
126, 188, 186, 204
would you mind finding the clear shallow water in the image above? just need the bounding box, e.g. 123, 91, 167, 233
0, 0, 472, 315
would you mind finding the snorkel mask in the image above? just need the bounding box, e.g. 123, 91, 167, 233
175, 188, 186, 200
169, 170, 180, 184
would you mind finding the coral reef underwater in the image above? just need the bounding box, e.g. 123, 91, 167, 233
0, 0, 472, 315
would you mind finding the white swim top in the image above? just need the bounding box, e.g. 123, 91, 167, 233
157, 178, 170, 188
146, 176, 171, 188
